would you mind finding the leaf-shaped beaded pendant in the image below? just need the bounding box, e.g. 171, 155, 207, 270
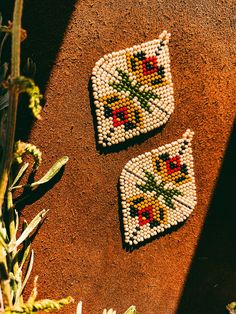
120, 130, 197, 247
92, 31, 174, 147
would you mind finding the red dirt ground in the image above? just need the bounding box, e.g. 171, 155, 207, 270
2, 0, 236, 313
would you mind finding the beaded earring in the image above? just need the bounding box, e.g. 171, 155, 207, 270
92, 31, 174, 147
120, 130, 197, 247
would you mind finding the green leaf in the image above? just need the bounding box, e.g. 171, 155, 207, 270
0, 231, 7, 249
10, 162, 29, 190
18, 221, 31, 270
13, 222, 31, 306
124, 306, 136, 314
15, 250, 34, 303
21, 249, 34, 292
30, 156, 69, 190
0, 223, 8, 244
15, 208, 19, 234
9, 209, 48, 252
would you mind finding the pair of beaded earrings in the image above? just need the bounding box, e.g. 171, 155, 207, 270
92, 31, 197, 247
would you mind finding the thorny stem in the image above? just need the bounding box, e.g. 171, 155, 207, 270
0, 0, 24, 308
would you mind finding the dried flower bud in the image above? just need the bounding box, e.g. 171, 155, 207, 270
14, 141, 42, 169
12, 76, 43, 119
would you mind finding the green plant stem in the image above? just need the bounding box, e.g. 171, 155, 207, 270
0, 0, 23, 213
0, 0, 23, 308
12, 1, 23, 78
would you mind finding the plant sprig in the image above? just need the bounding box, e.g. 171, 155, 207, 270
0, 1, 73, 312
